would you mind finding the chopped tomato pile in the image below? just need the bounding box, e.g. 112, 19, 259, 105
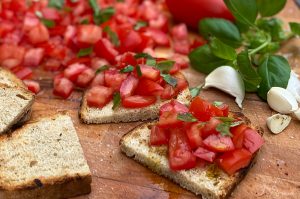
150, 97, 264, 175
0, 0, 203, 96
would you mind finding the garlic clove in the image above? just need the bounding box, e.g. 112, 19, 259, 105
293, 108, 300, 120
267, 114, 291, 134
287, 70, 300, 103
203, 66, 245, 108
267, 87, 298, 114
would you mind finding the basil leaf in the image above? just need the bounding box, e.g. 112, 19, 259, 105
80, 18, 90, 24
189, 45, 230, 74
120, 65, 134, 73
41, 19, 56, 28
89, 0, 100, 15
257, 18, 286, 41
103, 26, 120, 47
257, 55, 291, 100
95, 65, 109, 74
95, 7, 115, 25
146, 58, 156, 66
189, 87, 201, 98
213, 101, 223, 107
134, 53, 153, 59
230, 121, 244, 127
199, 18, 241, 47
156, 60, 175, 73
177, 113, 198, 122
48, 0, 65, 9
256, 0, 286, 17
210, 37, 237, 60
112, 92, 121, 110
224, 0, 257, 26
161, 74, 177, 87
215, 117, 235, 123
289, 22, 300, 36
77, 47, 93, 57
216, 123, 233, 137
136, 65, 142, 77
134, 21, 147, 31
237, 50, 261, 92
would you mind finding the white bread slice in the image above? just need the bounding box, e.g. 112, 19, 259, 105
0, 68, 26, 88
0, 85, 34, 134
120, 113, 261, 199
79, 87, 191, 124
0, 114, 92, 199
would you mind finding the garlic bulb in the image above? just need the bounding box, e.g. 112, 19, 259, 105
203, 66, 245, 108
267, 114, 291, 134
287, 70, 300, 103
267, 87, 298, 114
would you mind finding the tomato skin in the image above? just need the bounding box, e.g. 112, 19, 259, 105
193, 147, 216, 163
157, 110, 183, 129
91, 73, 105, 87
120, 75, 139, 98
159, 100, 188, 116
53, 77, 74, 99
23, 48, 44, 67
231, 124, 248, 149
201, 118, 222, 138
135, 78, 164, 96
168, 129, 196, 171
0, 44, 25, 69
86, 86, 114, 108
94, 38, 119, 63
77, 25, 102, 44
150, 125, 170, 146
104, 69, 128, 91
122, 95, 157, 108
64, 63, 88, 82
203, 134, 235, 152
165, 0, 234, 29
217, 148, 252, 175
27, 23, 50, 44
14, 67, 33, 80
146, 29, 170, 46
118, 52, 137, 69
186, 122, 204, 149
243, 128, 264, 154
23, 80, 40, 94
160, 84, 176, 100
75, 68, 95, 88
189, 97, 212, 122
139, 65, 160, 81
118, 29, 143, 53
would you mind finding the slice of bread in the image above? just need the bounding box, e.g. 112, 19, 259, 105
0, 114, 92, 199
0, 85, 34, 134
79, 87, 191, 124
120, 113, 262, 199
0, 68, 26, 88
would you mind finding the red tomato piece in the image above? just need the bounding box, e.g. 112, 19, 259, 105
217, 149, 252, 175
23, 80, 40, 94
139, 65, 160, 81
189, 97, 214, 122
173, 40, 190, 55
231, 124, 248, 149
194, 147, 216, 163
53, 77, 74, 99
186, 122, 204, 149
64, 25, 76, 46
157, 110, 183, 128
91, 73, 105, 87
146, 29, 170, 46
76, 68, 95, 88
122, 95, 157, 108
23, 13, 39, 32
27, 23, 50, 44
149, 14, 169, 32
135, 78, 164, 96
203, 134, 235, 152
67, 57, 91, 66
43, 59, 61, 71
91, 58, 109, 70
14, 67, 33, 80
23, 48, 44, 67
86, 86, 114, 108
64, 63, 88, 82
211, 103, 229, 117
104, 69, 128, 91
120, 75, 139, 98
159, 100, 189, 115
168, 129, 196, 170
77, 25, 102, 44
41, 7, 60, 20
150, 125, 170, 146
94, 38, 119, 63
0, 44, 25, 69
118, 30, 143, 53
160, 84, 176, 100
171, 23, 188, 40
243, 128, 264, 154
118, 52, 137, 69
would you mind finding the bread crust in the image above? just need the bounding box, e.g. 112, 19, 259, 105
0, 68, 26, 88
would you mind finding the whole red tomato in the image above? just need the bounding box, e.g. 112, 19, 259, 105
165, 0, 234, 29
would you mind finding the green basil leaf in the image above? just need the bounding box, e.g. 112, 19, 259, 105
112, 92, 121, 110
230, 121, 244, 127
289, 22, 300, 36
189, 45, 230, 74
136, 65, 142, 77
48, 0, 65, 9
199, 18, 241, 47
224, 0, 257, 26
95, 65, 109, 74
257, 55, 291, 100
41, 19, 56, 28
161, 74, 177, 87
134, 52, 153, 59
215, 117, 235, 123
156, 60, 175, 73
89, 0, 100, 15
134, 21, 148, 31
256, 0, 286, 17
80, 18, 90, 24
213, 101, 223, 107
237, 50, 261, 92
257, 18, 286, 41
189, 87, 201, 98
177, 113, 198, 122
146, 58, 156, 66
103, 26, 120, 46
216, 123, 233, 137
77, 47, 93, 57
120, 65, 134, 73
210, 37, 237, 60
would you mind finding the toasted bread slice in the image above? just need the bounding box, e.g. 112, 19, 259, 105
120, 113, 262, 199
79, 87, 191, 124
0, 114, 92, 199
0, 68, 26, 88
0, 85, 34, 134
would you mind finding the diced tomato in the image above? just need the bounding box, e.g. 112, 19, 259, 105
49, 25, 67, 36
76, 68, 95, 88
157, 110, 183, 128
146, 29, 170, 46
173, 40, 190, 55
194, 147, 216, 163
186, 122, 204, 149
23, 48, 44, 67
104, 69, 127, 91
91, 58, 109, 70
77, 25, 102, 44
203, 134, 235, 152
171, 23, 188, 40
122, 95, 157, 108
118, 29, 143, 53
23, 13, 39, 32
118, 52, 137, 69
86, 86, 114, 108
150, 125, 170, 146
139, 65, 160, 81
217, 149, 252, 175
168, 129, 196, 170
149, 14, 169, 32
67, 57, 91, 66
53, 77, 74, 99
94, 38, 119, 63
14, 67, 33, 80
42, 7, 60, 20
27, 23, 50, 44
23, 80, 40, 94
201, 117, 221, 138
0, 21, 14, 37
171, 24, 190, 55
189, 97, 213, 122
43, 59, 61, 71
64, 25, 77, 45
160, 84, 176, 100
159, 100, 188, 115
91, 73, 105, 87
231, 124, 248, 149
211, 103, 229, 117
243, 128, 264, 154
135, 78, 164, 96
0, 44, 25, 68
64, 63, 88, 82
120, 75, 139, 98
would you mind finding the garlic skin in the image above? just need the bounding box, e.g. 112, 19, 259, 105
267, 87, 299, 114
203, 66, 245, 108
293, 108, 300, 120
287, 71, 300, 103
267, 114, 291, 134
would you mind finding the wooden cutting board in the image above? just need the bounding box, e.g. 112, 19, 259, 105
30, 1, 300, 198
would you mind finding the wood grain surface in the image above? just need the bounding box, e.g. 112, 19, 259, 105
29, 1, 300, 198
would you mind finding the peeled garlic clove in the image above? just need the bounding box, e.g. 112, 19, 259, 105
287, 71, 300, 103
203, 66, 245, 108
293, 108, 300, 120
267, 87, 298, 114
267, 114, 291, 134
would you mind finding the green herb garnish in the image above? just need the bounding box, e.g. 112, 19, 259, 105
120, 65, 134, 73
161, 74, 177, 87
112, 92, 121, 110
77, 47, 93, 57
103, 26, 120, 47
177, 113, 198, 122
95, 65, 109, 74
